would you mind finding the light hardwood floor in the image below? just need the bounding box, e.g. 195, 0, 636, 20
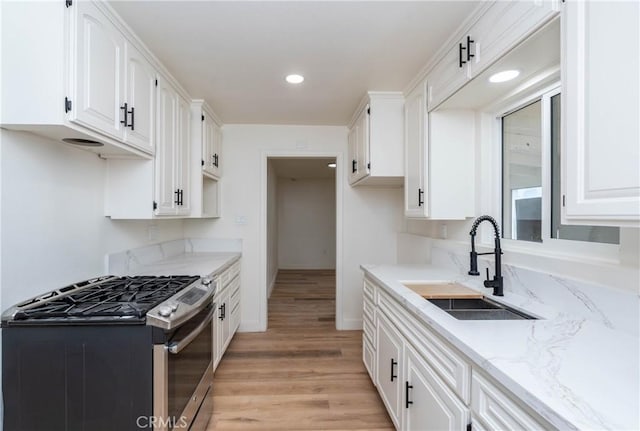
208, 269, 394, 430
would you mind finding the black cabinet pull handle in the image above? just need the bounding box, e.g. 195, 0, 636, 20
120, 103, 128, 127
405, 381, 413, 408
352, 159, 357, 173
466, 35, 475, 61
459, 43, 467, 68
219, 303, 225, 320
174, 189, 180, 205
418, 188, 424, 207
179, 189, 184, 206
391, 358, 398, 382
129, 106, 135, 131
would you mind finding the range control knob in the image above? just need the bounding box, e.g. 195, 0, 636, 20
201, 277, 213, 286
158, 306, 173, 317
168, 302, 179, 312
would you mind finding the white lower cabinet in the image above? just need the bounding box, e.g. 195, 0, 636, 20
365, 276, 553, 431
213, 261, 241, 371
405, 344, 469, 431
376, 311, 405, 429
471, 371, 547, 430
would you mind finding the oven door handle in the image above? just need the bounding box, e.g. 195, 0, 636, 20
167, 307, 214, 354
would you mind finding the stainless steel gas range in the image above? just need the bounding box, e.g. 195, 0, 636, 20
1, 274, 217, 431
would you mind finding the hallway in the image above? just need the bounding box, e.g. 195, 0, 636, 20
209, 269, 393, 430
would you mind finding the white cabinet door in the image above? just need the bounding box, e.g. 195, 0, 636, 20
216, 289, 231, 361
469, 1, 559, 78
348, 106, 369, 184
123, 43, 156, 154
562, 0, 640, 227
427, 41, 470, 111
155, 78, 178, 215
404, 344, 469, 431
211, 123, 223, 178
175, 95, 191, 215
356, 105, 370, 181
201, 112, 222, 179
376, 311, 403, 429
72, 0, 125, 140
404, 82, 428, 218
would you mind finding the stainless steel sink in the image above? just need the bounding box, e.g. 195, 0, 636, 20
427, 298, 538, 320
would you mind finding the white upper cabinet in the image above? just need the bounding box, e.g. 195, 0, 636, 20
404, 82, 428, 218
348, 106, 369, 184
468, 1, 560, 78
427, 1, 559, 111
155, 77, 190, 216
203, 116, 222, 180
1, 0, 156, 158
72, 1, 157, 154
123, 44, 156, 153
348, 92, 404, 186
71, 0, 125, 140
562, 0, 640, 227
428, 37, 471, 111
190, 101, 223, 219
405, 79, 475, 220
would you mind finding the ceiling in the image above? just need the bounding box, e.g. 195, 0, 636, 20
270, 158, 336, 179
110, 1, 478, 125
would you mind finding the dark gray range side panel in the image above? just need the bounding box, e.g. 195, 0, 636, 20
2, 325, 153, 431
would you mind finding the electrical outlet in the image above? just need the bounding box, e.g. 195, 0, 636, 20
235, 215, 248, 225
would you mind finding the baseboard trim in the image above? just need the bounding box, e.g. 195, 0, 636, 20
267, 271, 278, 299
338, 318, 363, 331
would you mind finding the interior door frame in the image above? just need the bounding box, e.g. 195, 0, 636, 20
260, 151, 344, 330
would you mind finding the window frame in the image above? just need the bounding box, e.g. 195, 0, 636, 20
490, 82, 620, 262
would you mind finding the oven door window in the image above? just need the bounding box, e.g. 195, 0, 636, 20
167, 305, 213, 423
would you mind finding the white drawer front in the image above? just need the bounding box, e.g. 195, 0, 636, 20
378, 288, 471, 404
471, 371, 548, 430
363, 294, 375, 323
363, 338, 376, 383
363, 278, 376, 303
363, 313, 375, 346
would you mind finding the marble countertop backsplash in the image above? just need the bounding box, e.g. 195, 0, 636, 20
362, 250, 639, 430
107, 238, 242, 277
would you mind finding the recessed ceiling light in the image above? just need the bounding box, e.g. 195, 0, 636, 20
327, 162, 337, 168
489, 70, 520, 83
285, 74, 304, 84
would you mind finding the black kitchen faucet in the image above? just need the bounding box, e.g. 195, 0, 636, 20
468, 215, 504, 296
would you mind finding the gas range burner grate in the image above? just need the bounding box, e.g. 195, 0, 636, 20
12, 275, 199, 323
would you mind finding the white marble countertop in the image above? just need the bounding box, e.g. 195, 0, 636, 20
127, 252, 241, 278
361, 263, 639, 431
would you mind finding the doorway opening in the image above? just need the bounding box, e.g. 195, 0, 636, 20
265, 156, 339, 329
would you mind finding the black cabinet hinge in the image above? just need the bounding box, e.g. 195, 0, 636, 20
65, 0, 72, 7
155, 79, 158, 87
466, 423, 472, 431
201, 159, 205, 166
367, 107, 370, 115
562, 195, 566, 207
64, 97, 72, 113
201, 114, 205, 121
153, 201, 157, 210
367, 162, 370, 170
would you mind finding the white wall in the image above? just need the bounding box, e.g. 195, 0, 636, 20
184, 125, 404, 331
266, 160, 278, 297
0, 129, 185, 308
277, 177, 336, 270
